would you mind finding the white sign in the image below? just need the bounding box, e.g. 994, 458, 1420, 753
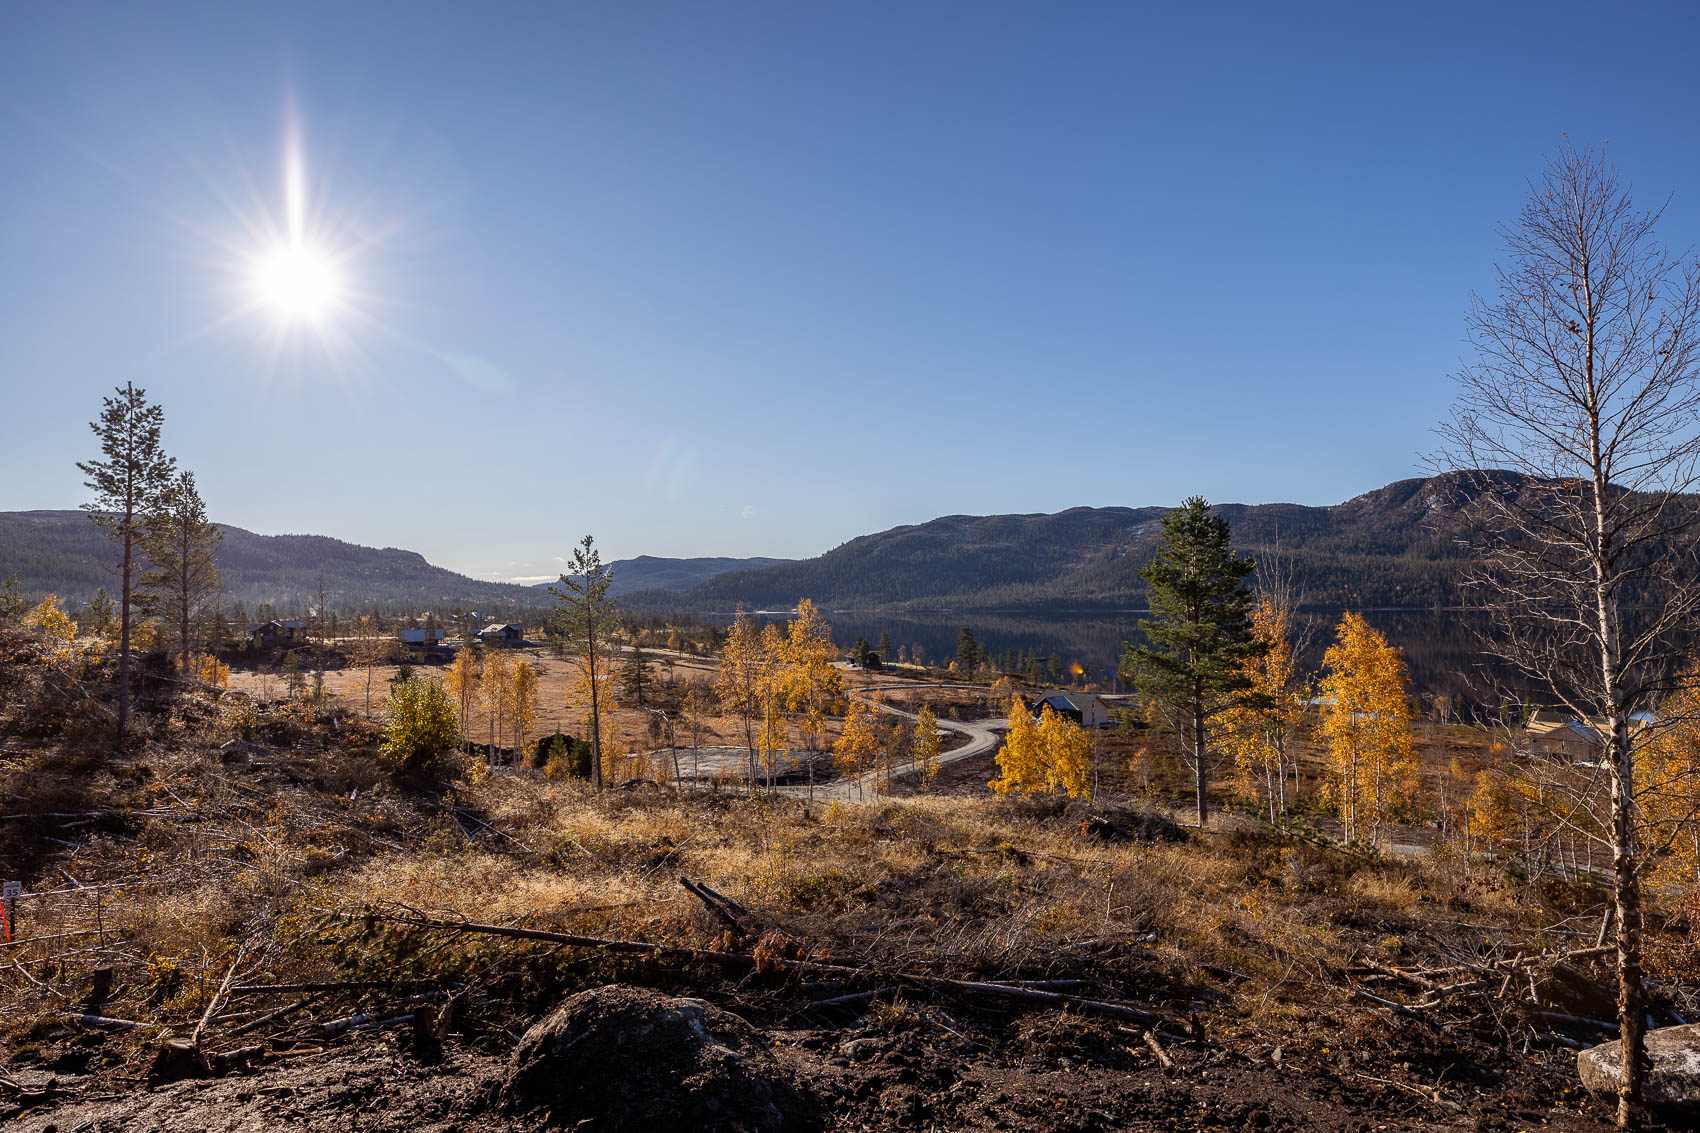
1, 882, 20, 900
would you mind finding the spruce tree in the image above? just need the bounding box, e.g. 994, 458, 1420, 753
1122, 496, 1263, 826
955, 627, 979, 671
620, 640, 652, 706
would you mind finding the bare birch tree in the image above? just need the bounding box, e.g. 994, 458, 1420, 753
1434, 144, 1700, 1127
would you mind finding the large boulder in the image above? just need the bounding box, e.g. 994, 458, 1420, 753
500, 984, 818, 1132
1578, 1023, 1700, 1111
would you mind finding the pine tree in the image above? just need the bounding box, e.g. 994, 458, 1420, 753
1122, 497, 1263, 826
877, 628, 891, 661
78, 383, 175, 736
956, 627, 979, 671
141, 469, 222, 677
83, 587, 116, 638
620, 641, 652, 706
549, 536, 618, 791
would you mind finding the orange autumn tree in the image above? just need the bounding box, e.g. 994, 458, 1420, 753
1317, 613, 1418, 848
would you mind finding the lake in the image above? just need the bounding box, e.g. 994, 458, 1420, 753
707, 608, 1502, 705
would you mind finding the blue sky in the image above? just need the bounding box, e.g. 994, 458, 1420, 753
4, 2, 1700, 582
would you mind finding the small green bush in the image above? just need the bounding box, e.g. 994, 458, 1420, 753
381, 677, 459, 772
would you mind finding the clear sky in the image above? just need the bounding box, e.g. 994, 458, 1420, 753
4, 2, 1700, 583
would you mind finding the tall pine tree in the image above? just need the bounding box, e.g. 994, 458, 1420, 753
1122, 497, 1262, 826
78, 384, 175, 736
548, 536, 617, 791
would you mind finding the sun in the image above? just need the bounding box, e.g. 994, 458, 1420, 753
252, 243, 341, 323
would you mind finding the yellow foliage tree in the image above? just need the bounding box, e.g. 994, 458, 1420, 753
481, 648, 513, 755
511, 660, 539, 765
991, 695, 1044, 794
1467, 767, 1517, 856
194, 653, 229, 688
756, 622, 788, 785
445, 648, 482, 757
1221, 593, 1306, 820
992, 695, 1095, 798
1037, 703, 1093, 797
23, 594, 77, 652
913, 705, 942, 787
716, 607, 764, 786
1317, 613, 1418, 847
782, 598, 842, 756
832, 699, 881, 791
1638, 667, 1700, 895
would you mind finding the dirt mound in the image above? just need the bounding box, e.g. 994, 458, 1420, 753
499, 984, 819, 1132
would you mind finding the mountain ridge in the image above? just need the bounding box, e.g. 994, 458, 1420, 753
0, 473, 1557, 615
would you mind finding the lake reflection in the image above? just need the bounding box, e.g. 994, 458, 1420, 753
706, 608, 1502, 703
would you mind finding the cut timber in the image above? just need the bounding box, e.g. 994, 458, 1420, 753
1143, 1029, 1175, 1070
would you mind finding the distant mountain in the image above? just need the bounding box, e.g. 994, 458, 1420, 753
620, 473, 1543, 613
3, 473, 1605, 617
531, 555, 794, 597
0, 511, 551, 614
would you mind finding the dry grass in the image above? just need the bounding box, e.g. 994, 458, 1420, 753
0, 670, 1628, 1072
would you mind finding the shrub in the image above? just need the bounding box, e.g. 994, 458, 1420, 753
381, 677, 459, 772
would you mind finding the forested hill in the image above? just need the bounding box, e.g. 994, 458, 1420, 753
4, 473, 1603, 615
619, 474, 1543, 613
0, 511, 551, 613
529, 555, 795, 597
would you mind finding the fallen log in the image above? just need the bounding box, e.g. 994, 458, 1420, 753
225, 993, 324, 1038
913, 977, 1164, 1026
680, 877, 747, 936
63, 1014, 142, 1029
354, 911, 1177, 1028
1143, 1028, 1175, 1070
192, 943, 250, 1050
229, 979, 449, 996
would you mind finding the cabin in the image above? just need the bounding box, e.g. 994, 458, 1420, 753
398, 627, 448, 647
1529, 721, 1605, 763
1031, 691, 1111, 729
248, 619, 309, 646
478, 623, 524, 645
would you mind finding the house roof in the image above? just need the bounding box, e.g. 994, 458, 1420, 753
1034, 692, 1101, 713
480, 623, 520, 635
